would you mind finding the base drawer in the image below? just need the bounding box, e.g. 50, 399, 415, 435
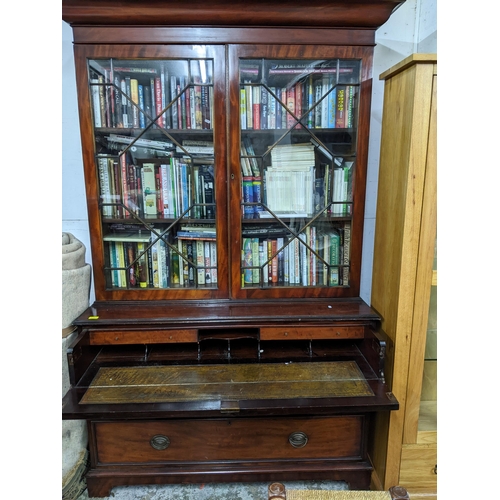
93, 416, 365, 464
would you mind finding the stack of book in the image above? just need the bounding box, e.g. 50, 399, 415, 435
263, 143, 316, 216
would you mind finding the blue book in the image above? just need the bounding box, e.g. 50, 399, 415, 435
138, 84, 146, 128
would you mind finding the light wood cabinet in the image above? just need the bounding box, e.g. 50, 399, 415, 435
369, 54, 437, 498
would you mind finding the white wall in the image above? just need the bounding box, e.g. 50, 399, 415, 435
360, 0, 437, 303
61, 0, 437, 305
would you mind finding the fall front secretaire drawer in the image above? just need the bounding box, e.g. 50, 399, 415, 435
93, 416, 365, 464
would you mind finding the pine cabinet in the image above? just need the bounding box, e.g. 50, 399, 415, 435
369, 54, 437, 498
62, 1, 405, 497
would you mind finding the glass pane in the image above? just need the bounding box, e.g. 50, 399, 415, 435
239, 58, 360, 289
88, 57, 217, 290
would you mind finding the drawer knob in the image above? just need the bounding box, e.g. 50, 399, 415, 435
150, 434, 170, 450
288, 431, 308, 448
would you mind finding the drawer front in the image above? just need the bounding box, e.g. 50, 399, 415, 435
399, 444, 437, 490
260, 326, 365, 340
94, 416, 364, 464
89, 329, 198, 345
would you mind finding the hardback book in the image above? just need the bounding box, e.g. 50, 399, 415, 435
252, 86, 261, 130
141, 163, 157, 216
196, 240, 206, 285
130, 79, 140, 128
335, 86, 346, 128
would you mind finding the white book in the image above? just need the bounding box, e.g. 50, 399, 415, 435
91, 79, 102, 127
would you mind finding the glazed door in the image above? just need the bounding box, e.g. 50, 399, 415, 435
228, 45, 373, 299
73, 44, 228, 301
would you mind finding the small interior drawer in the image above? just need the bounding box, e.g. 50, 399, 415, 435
89, 329, 198, 345
260, 326, 365, 340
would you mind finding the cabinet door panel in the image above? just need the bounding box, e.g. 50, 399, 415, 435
74, 44, 228, 301
228, 45, 373, 299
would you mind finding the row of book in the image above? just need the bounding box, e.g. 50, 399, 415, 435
90, 66, 214, 131
105, 226, 218, 289
240, 79, 356, 131
241, 223, 350, 287
98, 152, 215, 220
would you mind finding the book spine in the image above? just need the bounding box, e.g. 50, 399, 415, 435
194, 77, 203, 129
108, 242, 118, 287
271, 239, 278, 283
342, 222, 350, 286
268, 87, 276, 129
252, 238, 260, 284
91, 80, 102, 127
306, 76, 313, 128
113, 74, 123, 128
259, 240, 266, 284
314, 80, 322, 128
295, 82, 303, 129
210, 241, 218, 284
277, 237, 284, 284
204, 241, 211, 285
242, 176, 254, 219
155, 167, 163, 216
175, 240, 184, 286
253, 177, 262, 216
125, 241, 137, 287
260, 87, 268, 130
244, 81, 253, 129
136, 242, 149, 288
189, 86, 196, 130
159, 237, 169, 288
138, 84, 145, 128
329, 231, 340, 286
252, 86, 260, 130
98, 75, 107, 127
120, 79, 128, 128
186, 240, 195, 286
267, 239, 273, 283
242, 237, 253, 285
286, 85, 295, 129
130, 79, 139, 128
196, 240, 205, 285
336, 86, 346, 128
155, 77, 163, 128
275, 88, 282, 129
201, 84, 210, 129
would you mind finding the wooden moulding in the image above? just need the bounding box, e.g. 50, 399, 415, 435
62, 0, 404, 29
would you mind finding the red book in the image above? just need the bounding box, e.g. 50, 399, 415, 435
155, 167, 163, 215
117, 157, 127, 218
286, 85, 295, 129
271, 239, 278, 283
252, 86, 260, 130
295, 82, 303, 128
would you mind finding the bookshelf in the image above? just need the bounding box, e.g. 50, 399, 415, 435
62, 1, 406, 497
